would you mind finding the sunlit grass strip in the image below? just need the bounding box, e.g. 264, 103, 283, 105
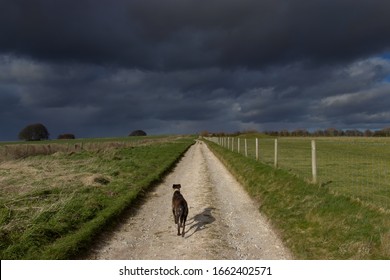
206, 140, 390, 259
0, 137, 194, 259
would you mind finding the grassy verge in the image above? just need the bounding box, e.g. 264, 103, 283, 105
0, 136, 194, 259
206, 140, 390, 259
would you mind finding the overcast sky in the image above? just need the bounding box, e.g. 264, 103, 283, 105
1, 0, 390, 140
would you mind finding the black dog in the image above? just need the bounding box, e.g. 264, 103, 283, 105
172, 184, 188, 237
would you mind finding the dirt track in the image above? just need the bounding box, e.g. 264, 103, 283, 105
86, 140, 292, 260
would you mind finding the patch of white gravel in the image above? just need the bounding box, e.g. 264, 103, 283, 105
86, 141, 293, 260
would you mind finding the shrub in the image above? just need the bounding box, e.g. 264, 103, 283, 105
129, 130, 147, 136
58, 134, 76, 139
18, 123, 50, 141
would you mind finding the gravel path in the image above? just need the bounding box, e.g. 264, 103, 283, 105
86, 140, 292, 260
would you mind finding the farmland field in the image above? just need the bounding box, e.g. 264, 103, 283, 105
1, 134, 389, 260
212, 136, 390, 211
0, 135, 195, 259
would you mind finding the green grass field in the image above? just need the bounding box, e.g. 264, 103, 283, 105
206, 139, 390, 259
214, 136, 390, 211
2, 134, 388, 259
0, 136, 195, 259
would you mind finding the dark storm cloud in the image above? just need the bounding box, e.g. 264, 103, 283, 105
2, 0, 390, 69
0, 57, 237, 138
2, 0, 390, 140
3, 56, 389, 135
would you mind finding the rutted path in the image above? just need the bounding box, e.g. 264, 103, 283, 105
86, 141, 292, 259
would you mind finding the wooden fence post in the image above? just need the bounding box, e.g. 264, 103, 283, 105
255, 138, 259, 161
311, 140, 318, 184
238, 138, 240, 154
274, 139, 278, 168
232, 138, 234, 152
245, 139, 248, 157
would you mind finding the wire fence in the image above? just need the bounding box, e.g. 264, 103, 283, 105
206, 136, 390, 212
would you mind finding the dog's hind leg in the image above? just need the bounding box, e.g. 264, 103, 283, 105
181, 206, 188, 237
173, 208, 178, 224
177, 217, 181, 236
175, 206, 184, 235
181, 218, 186, 237
179, 212, 187, 237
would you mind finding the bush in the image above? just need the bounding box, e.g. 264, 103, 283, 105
18, 123, 50, 141
57, 134, 76, 139
129, 130, 147, 136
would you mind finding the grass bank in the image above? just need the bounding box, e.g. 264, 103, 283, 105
206, 140, 390, 259
0, 136, 194, 259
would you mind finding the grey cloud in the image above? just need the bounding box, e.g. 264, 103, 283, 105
2, 54, 390, 139
2, 1, 390, 140
317, 84, 390, 118
2, 0, 390, 70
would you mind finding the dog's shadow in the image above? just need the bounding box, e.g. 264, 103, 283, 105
185, 207, 216, 238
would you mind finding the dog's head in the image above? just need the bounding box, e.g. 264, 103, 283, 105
172, 184, 181, 191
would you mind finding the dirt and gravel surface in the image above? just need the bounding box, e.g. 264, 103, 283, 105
86, 140, 293, 260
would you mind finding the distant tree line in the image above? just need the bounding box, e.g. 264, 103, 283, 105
201, 127, 390, 137
57, 134, 76, 139
18, 123, 77, 141
17, 123, 148, 141
200, 130, 258, 137
263, 127, 390, 137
